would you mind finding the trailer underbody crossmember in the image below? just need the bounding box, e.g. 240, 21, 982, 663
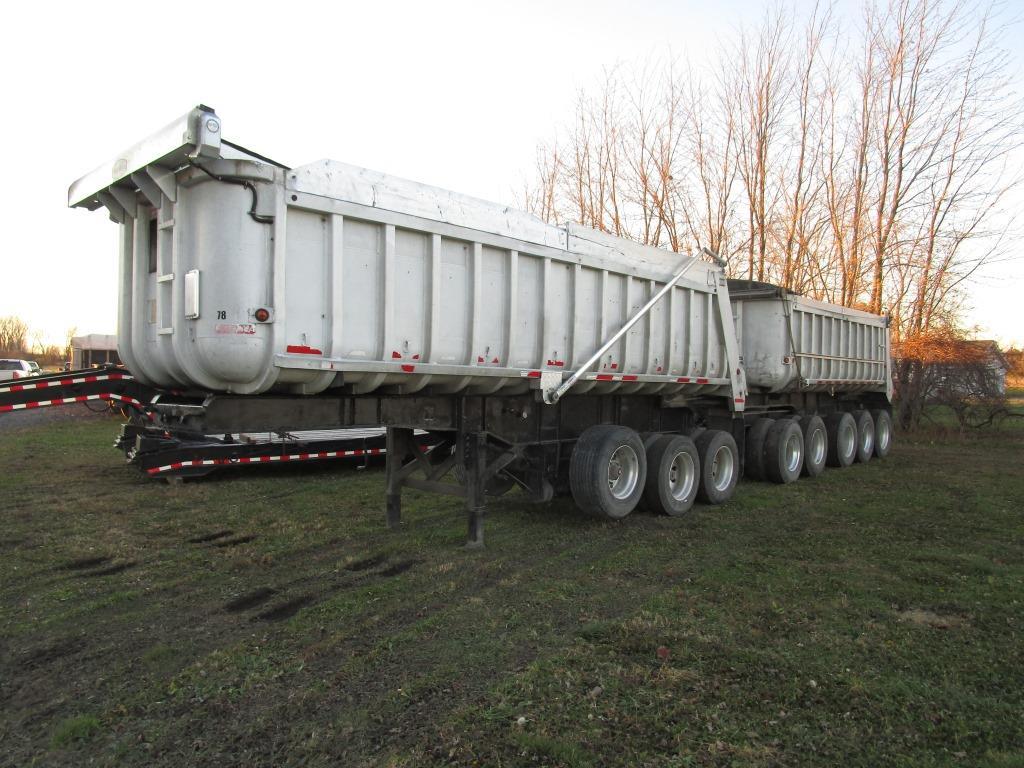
383, 427, 555, 548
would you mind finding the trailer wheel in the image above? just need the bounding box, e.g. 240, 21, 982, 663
642, 435, 700, 516
744, 418, 775, 481
851, 410, 874, 463
695, 430, 739, 504
798, 415, 827, 477
570, 425, 647, 519
871, 409, 893, 458
764, 419, 803, 484
825, 412, 857, 468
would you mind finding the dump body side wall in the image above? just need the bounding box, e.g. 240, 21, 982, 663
116, 159, 736, 402
735, 295, 890, 398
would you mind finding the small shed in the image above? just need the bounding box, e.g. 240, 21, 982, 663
967, 340, 1009, 395
71, 334, 120, 369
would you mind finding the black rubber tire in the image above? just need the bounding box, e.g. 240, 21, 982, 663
570, 425, 647, 519
743, 418, 775, 481
695, 430, 740, 505
798, 414, 827, 477
763, 419, 804, 484
642, 435, 700, 517
824, 412, 857, 468
852, 410, 875, 463
871, 409, 893, 459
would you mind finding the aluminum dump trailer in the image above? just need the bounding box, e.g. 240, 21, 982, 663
729, 280, 892, 399
59, 105, 894, 546
68, 106, 743, 406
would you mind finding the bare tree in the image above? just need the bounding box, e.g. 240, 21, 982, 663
0, 316, 29, 356
680, 64, 740, 262
523, 0, 1022, 358
29, 328, 46, 356
733, 8, 792, 282
64, 327, 78, 365
778, 4, 830, 290
1004, 347, 1023, 388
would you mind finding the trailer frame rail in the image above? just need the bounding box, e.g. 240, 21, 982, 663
0, 367, 156, 417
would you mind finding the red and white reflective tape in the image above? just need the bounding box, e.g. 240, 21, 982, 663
0, 372, 131, 394
592, 374, 640, 382
0, 393, 146, 413
146, 446, 385, 475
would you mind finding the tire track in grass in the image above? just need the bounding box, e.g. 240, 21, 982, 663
224, 587, 278, 613
186, 530, 234, 544
211, 534, 257, 548
57, 555, 112, 571
254, 595, 316, 622
212, 519, 687, 762
80, 561, 136, 578
117, 511, 632, 759
4, 458, 685, 766
248, 559, 423, 622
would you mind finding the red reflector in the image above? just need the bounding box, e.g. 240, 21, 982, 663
286, 345, 323, 355
254, 308, 270, 322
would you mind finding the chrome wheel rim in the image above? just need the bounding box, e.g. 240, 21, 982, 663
668, 451, 696, 501
711, 445, 735, 492
877, 418, 890, 451
785, 432, 803, 474
860, 422, 874, 455
607, 445, 640, 500
810, 428, 826, 466
840, 422, 856, 459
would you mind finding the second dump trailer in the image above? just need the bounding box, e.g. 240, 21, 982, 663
64, 105, 893, 545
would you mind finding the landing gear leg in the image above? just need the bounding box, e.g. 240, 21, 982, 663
384, 427, 416, 529
461, 431, 487, 549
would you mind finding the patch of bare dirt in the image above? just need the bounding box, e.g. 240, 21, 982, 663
898, 609, 966, 629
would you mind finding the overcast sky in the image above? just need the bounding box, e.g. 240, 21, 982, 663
1, 0, 1020, 347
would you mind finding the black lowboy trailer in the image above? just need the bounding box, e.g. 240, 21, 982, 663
0, 369, 432, 481
0, 367, 154, 417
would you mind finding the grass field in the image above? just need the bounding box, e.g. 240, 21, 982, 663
1, 409, 1022, 767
